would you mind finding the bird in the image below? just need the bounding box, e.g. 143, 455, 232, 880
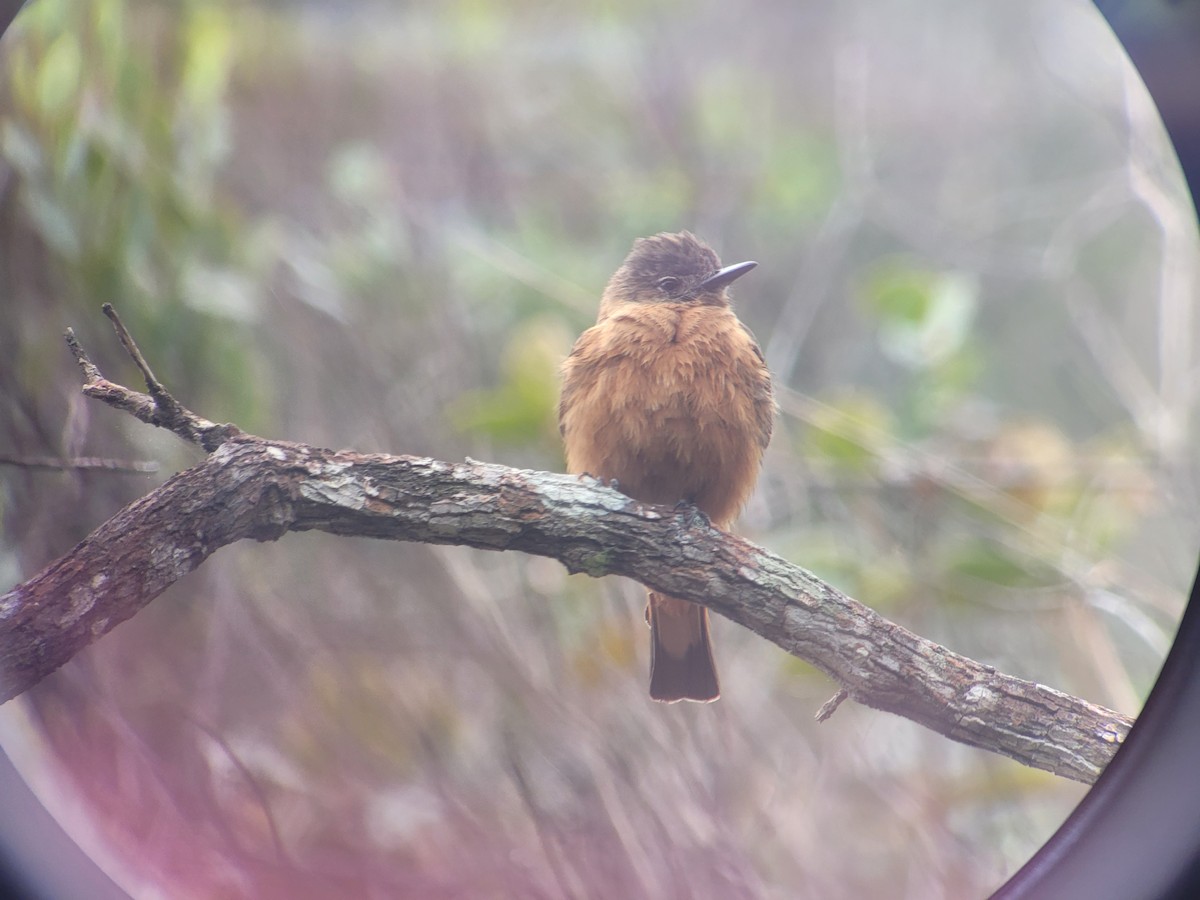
558, 231, 775, 702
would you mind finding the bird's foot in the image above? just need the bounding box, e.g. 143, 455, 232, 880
579, 472, 621, 492
673, 499, 711, 529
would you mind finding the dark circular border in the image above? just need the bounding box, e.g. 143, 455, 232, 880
1, 2, 1199, 898
996, 3, 1200, 898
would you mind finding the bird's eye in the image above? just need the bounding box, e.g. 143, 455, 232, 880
656, 276, 682, 295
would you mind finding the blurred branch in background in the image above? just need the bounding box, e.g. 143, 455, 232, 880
0, 454, 157, 473
1, 309, 1131, 786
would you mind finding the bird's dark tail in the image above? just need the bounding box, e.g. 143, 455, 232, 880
647, 593, 720, 703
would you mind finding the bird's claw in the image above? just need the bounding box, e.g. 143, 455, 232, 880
579, 472, 621, 492
673, 499, 711, 529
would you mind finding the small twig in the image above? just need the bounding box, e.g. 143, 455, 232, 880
102, 303, 166, 397
0, 454, 158, 474
102, 302, 193, 429
65, 308, 242, 453
64, 328, 102, 384
66, 325, 160, 426
815, 689, 849, 722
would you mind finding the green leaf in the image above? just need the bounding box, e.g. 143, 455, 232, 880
943, 539, 1061, 591
803, 392, 893, 471
36, 32, 82, 117
449, 318, 568, 446
182, 6, 234, 110
862, 259, 936, 325
859, 256, 979, 369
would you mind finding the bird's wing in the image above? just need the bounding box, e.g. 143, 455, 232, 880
739, 321, 777, 451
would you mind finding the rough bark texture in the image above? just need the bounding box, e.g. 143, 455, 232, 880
2, 437, 1131, 783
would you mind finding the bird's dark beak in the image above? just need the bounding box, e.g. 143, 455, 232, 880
698, 260, 758, 292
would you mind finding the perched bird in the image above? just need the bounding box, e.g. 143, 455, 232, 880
558, 232, 775, 702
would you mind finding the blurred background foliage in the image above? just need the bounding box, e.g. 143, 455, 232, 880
0, 0, 1197, 897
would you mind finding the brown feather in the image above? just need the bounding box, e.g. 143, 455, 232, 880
559, 232, 775, 702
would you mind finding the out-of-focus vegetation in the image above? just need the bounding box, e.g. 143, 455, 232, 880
1, 0, 268, 431
0, 0, 1196, 897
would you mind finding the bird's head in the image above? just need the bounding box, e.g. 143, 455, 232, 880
600, 231, 757, 315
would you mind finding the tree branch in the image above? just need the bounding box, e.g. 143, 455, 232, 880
66, 307, 241, 451
0, 311, 1134, 785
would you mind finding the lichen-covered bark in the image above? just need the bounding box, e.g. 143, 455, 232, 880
1, 436, 1132, 782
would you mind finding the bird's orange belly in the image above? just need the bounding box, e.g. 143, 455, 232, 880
569, 329, 760, 524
